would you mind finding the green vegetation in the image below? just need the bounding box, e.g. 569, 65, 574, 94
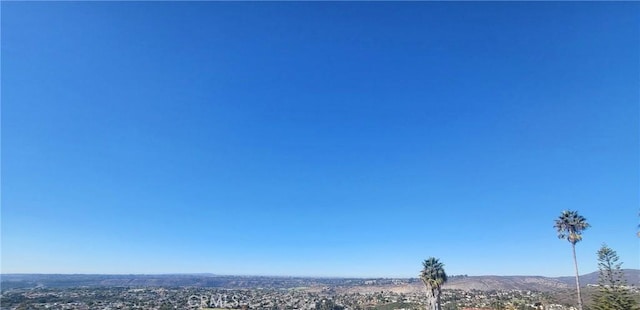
420, 257, 448, 310
591, 244, 638, 310
315, 298, 345, 310
373, 301, 420, 310
554, 210, 590, 310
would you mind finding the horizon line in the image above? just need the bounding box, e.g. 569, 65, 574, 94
3, 270, 634, 279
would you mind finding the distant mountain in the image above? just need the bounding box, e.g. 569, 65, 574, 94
439, 269, 640, 292
554, 269, 640, 287
0, 274, 377, 290
443, 275, 570, 291
2, 270, 639, 292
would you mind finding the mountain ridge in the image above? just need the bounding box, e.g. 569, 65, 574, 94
2, 269, 638, 292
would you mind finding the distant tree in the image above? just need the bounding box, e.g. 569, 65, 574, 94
443, 303, 459, 310
420, 257, 448, 310
158, 304, 174, 310
315, 298, 344, 310
510, 301, 537, 310
591, 244, 638, 310
554, 210, 590, 310
491, 298, 505, 310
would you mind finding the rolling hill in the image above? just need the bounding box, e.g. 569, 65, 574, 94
2, 270, 638, 292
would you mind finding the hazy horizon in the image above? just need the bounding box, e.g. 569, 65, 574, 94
3, 268, 638, 279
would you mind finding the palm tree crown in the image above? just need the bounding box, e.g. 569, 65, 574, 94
554, 210, 589, 310
420, 257, 448, 310
554, 210, 590, 245
420, 257, 448, 290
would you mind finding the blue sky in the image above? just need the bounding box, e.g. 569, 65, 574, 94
2, 2, 638, 277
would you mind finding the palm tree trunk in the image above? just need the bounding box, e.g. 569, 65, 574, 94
426, 288, 437, 310
572, 243, 583, 310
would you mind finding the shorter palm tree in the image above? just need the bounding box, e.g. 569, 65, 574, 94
420, 257, 448, 310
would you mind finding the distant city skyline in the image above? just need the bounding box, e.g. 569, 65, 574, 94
2, 2, 638, 278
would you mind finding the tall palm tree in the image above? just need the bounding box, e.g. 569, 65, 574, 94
554, 210, 590, 310
420, 257, 448, 310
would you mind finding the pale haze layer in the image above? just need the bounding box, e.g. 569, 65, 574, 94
2, 2, 638, 277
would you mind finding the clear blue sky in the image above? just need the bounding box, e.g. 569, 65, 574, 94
2, 2, 638, 278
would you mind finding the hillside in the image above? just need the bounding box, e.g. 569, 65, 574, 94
440, 270, 640, 292
443, 269, 640, 292
444, 275, 570, 291
354, 270, 640, 294
554, 269, 640, 287
2, 270, 639, 292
